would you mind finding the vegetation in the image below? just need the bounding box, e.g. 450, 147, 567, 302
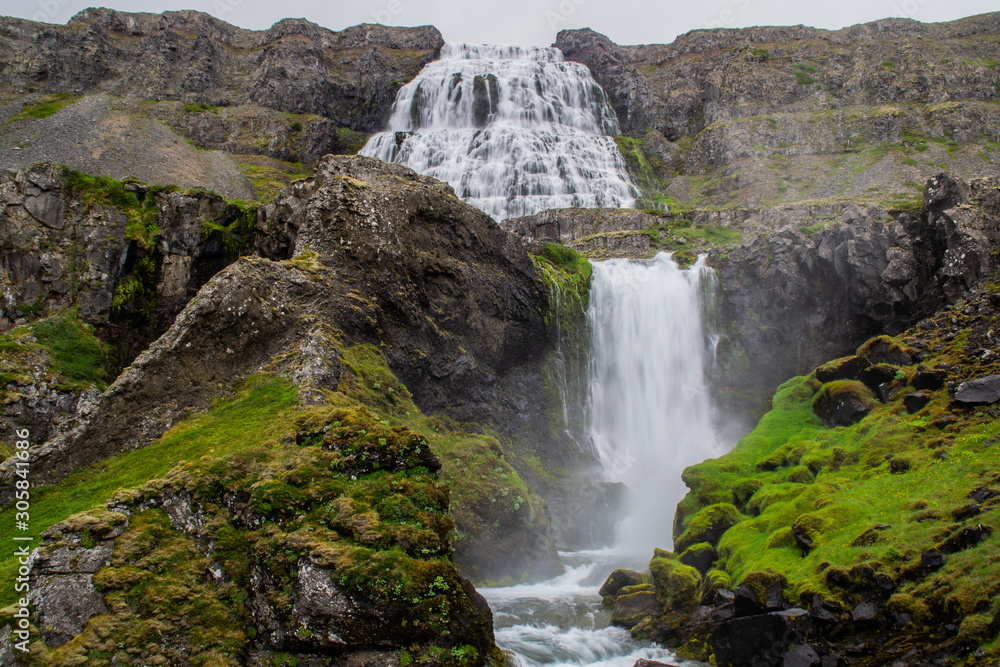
0, 312, 108, 400
7, 93, 78, 122
540, 242, 592, 282
642, 288, 1000, 661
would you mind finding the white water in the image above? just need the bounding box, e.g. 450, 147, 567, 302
482, 254, 719, 667
359, 43, 638, 220
588, 254, 722, 556
481, 549, 680, 667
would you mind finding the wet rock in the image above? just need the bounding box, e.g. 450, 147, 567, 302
712, 608, 812, 667
810, 596, 838, 623
734, 584, 766, 617
612, 588, 659, 629
784, 644, 821, 667
904, 392, 930, 413
600, 569, 648, 599
850, 602, 878, 624
633, 660, 679, 667
954, 375, 1000, 405
860, 364, 900, 398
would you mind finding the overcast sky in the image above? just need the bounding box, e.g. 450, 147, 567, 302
0, 0, 996, 46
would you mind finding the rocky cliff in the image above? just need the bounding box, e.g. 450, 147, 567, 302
556, 15, 1000, 209
0, 9, 442, 198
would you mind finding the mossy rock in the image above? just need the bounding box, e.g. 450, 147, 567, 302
857, 335, 913, 366
812, 380, 879, 427
611, 588, 659, 629
599, 569, 649, 604
678, 542, 718, 574
674, 503, 742, 553
732, 479, 763, 509
701, 569, 732, 603
736, 569, 788, 608
649, 555, 702, 610
814, 355, 871, 383
766, 527, 796, 548
785, 465, 815, 484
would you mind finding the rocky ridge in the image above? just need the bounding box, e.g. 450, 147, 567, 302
557, 15, 1000, 209
0, 9, 442, 197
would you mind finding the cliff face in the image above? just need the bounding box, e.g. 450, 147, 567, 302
0, 9, 441, 132
0, 157, 576, 594
556, 15, 1000, 209
0, 10, 442, 198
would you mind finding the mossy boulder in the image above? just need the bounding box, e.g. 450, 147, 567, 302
811, 380, 879, 427
857, 335, 913, 366
610, 585, 659, 629
785, 465, 815, 484
678, 542, 718, 574
734, 569, 788, 612
674, 503, 742, 553
732, 479, 763, 509
599, 569, 649, 606
649, 555, 702, 609
814, 355, 871, 383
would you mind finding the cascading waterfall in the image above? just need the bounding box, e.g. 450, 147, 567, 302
359, 43, 638, 220
587, 254, 722, 555
482, 254, 720, 667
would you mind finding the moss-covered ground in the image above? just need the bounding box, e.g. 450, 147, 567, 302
0, 339, 546, 663
631, 281, 1000, 663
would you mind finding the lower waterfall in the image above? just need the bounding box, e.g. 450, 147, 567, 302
483, 253, 720, 667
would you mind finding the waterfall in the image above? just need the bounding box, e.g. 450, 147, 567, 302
359, 43, 638, 220
587, 253, 722, 555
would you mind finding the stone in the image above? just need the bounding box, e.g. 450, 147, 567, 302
938, 525, 992, 554
850, 602, 878, 623
784, 644, 821, 667
612, 589, 660, 629
600, 569, 648, 599
712, 608, 812, 667
954, 375, 1000, 405
678, 542, 718, 575
814, 356, 870, 383
904, 392, 930, 413
912, 369, 946, 391
633, 660, 679, 667
921, 550, 947, 571
969, 487, 997, 502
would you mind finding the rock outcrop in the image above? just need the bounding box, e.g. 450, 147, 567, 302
556, 15, 1000, 208
0, 155, 565, 583
709, 174, 1000, 414
0, 10, 441, 133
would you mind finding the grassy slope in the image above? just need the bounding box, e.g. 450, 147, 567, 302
663, 282, 1000, 661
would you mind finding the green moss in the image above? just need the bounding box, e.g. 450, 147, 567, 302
182, 101, 220, 114
649, 556, 702, 609
540, 243, 592, 282
785, 465, 815, 484
7, 93, 78, 122
674, 503, 742, 553
29, 314, 107, 389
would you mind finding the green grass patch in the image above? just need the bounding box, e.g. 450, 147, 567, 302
182, 102, 219, 114
30, 315, 107, 389
0, 375, 299, 606
540, 243, 592, 282
8, 93, 78, 122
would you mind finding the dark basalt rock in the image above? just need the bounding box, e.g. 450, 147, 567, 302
712, 608, 812, 667
912, 369, 946, 390
815, 356, 871, 383
850, 602, 878, 624
969, 487, 997, 502
921, 550, 947, 571
954, 375, 1000, 405
904, 392, 931, 413
784, 644, 821, 667
600, 569, 647, 599
633, 659, 679, 667
938, 524, 992, 554
860, 364, 901, 397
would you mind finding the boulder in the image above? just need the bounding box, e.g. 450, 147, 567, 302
611, 587, 659, 629
814, 356, 870, 383
600, 569, 649, 600
784, 644, 821, 667
712, 608, 812, 667
812, 381, 879, 427
678, 542, 718, 575
674, 503, 743, 552
954, 375, 1000, 405
904, 392, 930, 413
649, 556, 702, 609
